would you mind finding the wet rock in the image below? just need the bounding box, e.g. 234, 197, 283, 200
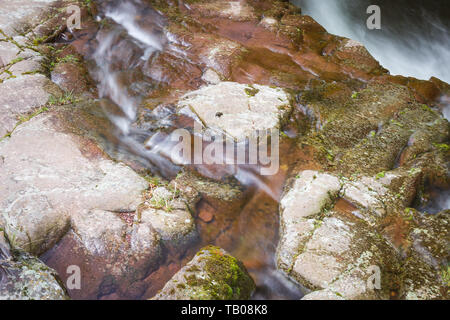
152, 246, 255, 300
51, 61, 92, 96
342, 176, 388, 219
401, 209, 449, 300
0, 231, 69, 300
198, 210, 214, 223
0, 113, 149, 255
292, 216, 398, 300
172, 170, 246, 244
329, 38, 388, 76
276, 170, 341, 274
0, 0, 447, 302
172, 170, 244, 205
277, 169, 448, 300
177, 82, 292, 141
195, 36, 245, 79
201, 69, 221, 85
299, 80, 449, 178
0, 1, 80, 139
186, 0, 257, 22
66, 208, 162, 297
278, 197, 399, 298
341, 167, 425, 226
0, 41, 21, 66
137, 185, 198, 251
6, 59, 43, 77
40, 175, 200, 299
0, 40, 44, 81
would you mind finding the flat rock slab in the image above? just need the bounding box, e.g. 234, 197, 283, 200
0, 113, 149, 255
277, 170, 393, 299
277, 170, 449, 300
277, 170, 341, 271
0, 0, 59, 37
188, 0, 257, 22
178, 82, 291, 141
0, 41, 21, 66
0, 74, 54, 137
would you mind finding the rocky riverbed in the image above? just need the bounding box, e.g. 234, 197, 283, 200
0, 0, 448, 300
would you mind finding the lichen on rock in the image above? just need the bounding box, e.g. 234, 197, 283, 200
277, 169, 449, 300
152, 246, 255, 300
0, 230, 69, 300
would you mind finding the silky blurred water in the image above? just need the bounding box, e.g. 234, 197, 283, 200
292, 0, 450, 83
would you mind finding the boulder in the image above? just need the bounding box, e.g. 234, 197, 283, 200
177, 82, 292, 141
277, 170, 449, 300
0, 74, 56, 137
41, 178, 199, 299
0, 113, 149, 255
152, 246, 255, 300
0, 231, 69, 300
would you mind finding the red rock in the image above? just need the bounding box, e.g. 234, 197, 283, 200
198, 207, 214, 223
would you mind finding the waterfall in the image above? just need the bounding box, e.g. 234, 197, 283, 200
291, 0, 450, 83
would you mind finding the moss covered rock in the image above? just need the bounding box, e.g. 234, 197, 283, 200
152, 246, 255, 300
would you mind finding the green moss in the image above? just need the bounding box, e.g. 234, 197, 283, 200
202, 246, 254, 299
0, 106, 49, 142
56, 54, 79, 64
9, 57, 24, 65
421, 104, 433, 112
441, 265, 450, 287
433, 142, 449, 152
375, 171, 385, 180
33, 36, 49, 46
390, 119, 404, 128
48, 91, 80, 106
244, 86, 260, 97
182, 246, 255, 300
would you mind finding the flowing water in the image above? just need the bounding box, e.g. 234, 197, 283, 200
292, 0, 450, 212
291, 0, 450, 83
42, 0, 449, 299
43, 0, 310, 299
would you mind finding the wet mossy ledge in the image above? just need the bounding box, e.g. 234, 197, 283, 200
151, 246, 255, 300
